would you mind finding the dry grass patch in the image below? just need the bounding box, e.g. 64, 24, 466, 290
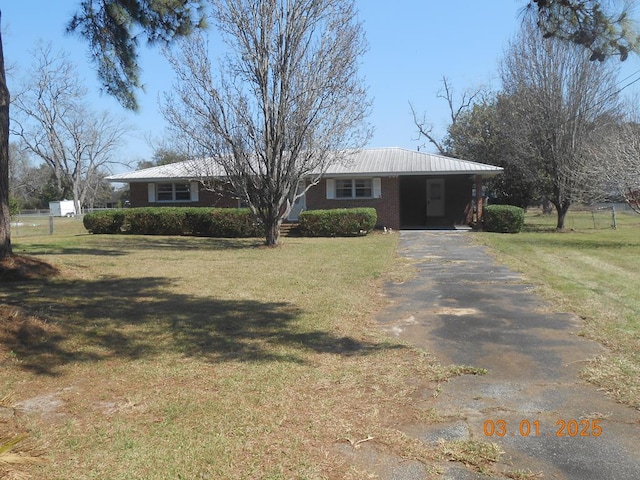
581, 355, 640, 408
0, 255, 58, 282
439, 439, 503, 475
0, 389, 47, 480
0, 434, 47, 479
505, 469, 544, 479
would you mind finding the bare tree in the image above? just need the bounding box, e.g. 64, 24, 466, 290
593, 104, 640, 212
10, 163, 60, 210
500, 18, 621, 229
11, 44, 128, 215
411, 77, 487, 156
8, 143, 31, 207
83, 170, 114, 209
162, 0, 371, 246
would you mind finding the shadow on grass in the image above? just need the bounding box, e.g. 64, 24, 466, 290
20, 237, 265, 257
90, 235, 266, 250
522, 224, 558, 234
1, 275, 399, 375
19, 245, 130, 257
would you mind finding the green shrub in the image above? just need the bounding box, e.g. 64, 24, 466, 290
182, 209, 216, 236
298, 208, 377, 237
183, 208, 262, 237
83, 210, 126, 234
124, 208, 187, 235
83, 207, 262, 237
483, 205, 525, 233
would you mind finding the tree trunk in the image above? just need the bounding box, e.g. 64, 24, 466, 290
73, 183, 82, 217
264, 217, 282, 247
555, 200, 571, 230
0, 12, 12, 259
542, 197, 554, 214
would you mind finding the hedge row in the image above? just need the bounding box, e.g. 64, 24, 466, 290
298, 208, 377, 237
483, 205, 525, 233
83, 208, 263, 237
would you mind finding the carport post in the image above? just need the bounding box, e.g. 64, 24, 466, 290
475, 175, 483, 230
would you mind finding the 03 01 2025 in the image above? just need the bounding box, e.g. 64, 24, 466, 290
483, 419, 603, 438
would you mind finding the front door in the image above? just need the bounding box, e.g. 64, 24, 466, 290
426, 178, 445, 218
288, 180, 306, 221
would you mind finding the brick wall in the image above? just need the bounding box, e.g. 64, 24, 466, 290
130, 182, 239, 208
130, 178, 402, 229
128, 176, 477, 231
305, 177, 400, 230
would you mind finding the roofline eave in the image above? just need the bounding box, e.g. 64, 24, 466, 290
312, 170, 503, 178
106, 170, 503, 183
105, 176, 216, 183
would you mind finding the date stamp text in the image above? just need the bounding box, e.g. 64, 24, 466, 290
483, 419, 603, 438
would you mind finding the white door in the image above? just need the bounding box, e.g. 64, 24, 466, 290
288, 180, 306, 221
426, 179, 445, 217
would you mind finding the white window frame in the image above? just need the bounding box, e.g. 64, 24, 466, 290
149, 182, 199, 203
326, 178, 381, 200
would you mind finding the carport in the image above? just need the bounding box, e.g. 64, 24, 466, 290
399, 174, 486, 229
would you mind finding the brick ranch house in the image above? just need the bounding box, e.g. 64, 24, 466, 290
107, 147, 503, 230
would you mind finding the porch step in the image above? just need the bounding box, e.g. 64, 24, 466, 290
280, 222, 300, 237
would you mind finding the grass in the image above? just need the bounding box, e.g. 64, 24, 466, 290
504, 470, 544, 479
1, 220, 460, 479
7, 210, 637, 478
475, 208, 640, 409
438, 439, 503, 475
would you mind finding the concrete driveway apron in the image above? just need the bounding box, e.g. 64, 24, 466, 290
375, 231, 640, 480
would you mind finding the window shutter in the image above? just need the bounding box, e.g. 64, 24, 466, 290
326, 179, 335, 199
190, 181, 199, 202
147, 183, 156, 203
373, 178, 382, 198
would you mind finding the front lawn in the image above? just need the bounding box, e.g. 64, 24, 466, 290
1, 223, 447, 479
475, 209, 640, 409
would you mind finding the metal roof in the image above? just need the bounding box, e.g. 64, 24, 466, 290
106, 157, 225, 182
323, 148, 503, 176
107, 147, 502, 182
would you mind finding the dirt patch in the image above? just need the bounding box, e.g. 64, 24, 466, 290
0, 255, 59, 282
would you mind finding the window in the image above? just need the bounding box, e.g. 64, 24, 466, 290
335, 179, 355, 198
155, 183, 193, 202
326, 178, 381, 200
334, 179, 373, 199
354, 179, 373, 198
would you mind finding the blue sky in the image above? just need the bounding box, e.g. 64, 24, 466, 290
3, 1, 640, 172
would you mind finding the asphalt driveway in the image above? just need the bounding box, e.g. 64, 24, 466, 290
372, 231, 640, 479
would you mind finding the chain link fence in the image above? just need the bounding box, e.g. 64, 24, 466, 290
10, 213, 85, 238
